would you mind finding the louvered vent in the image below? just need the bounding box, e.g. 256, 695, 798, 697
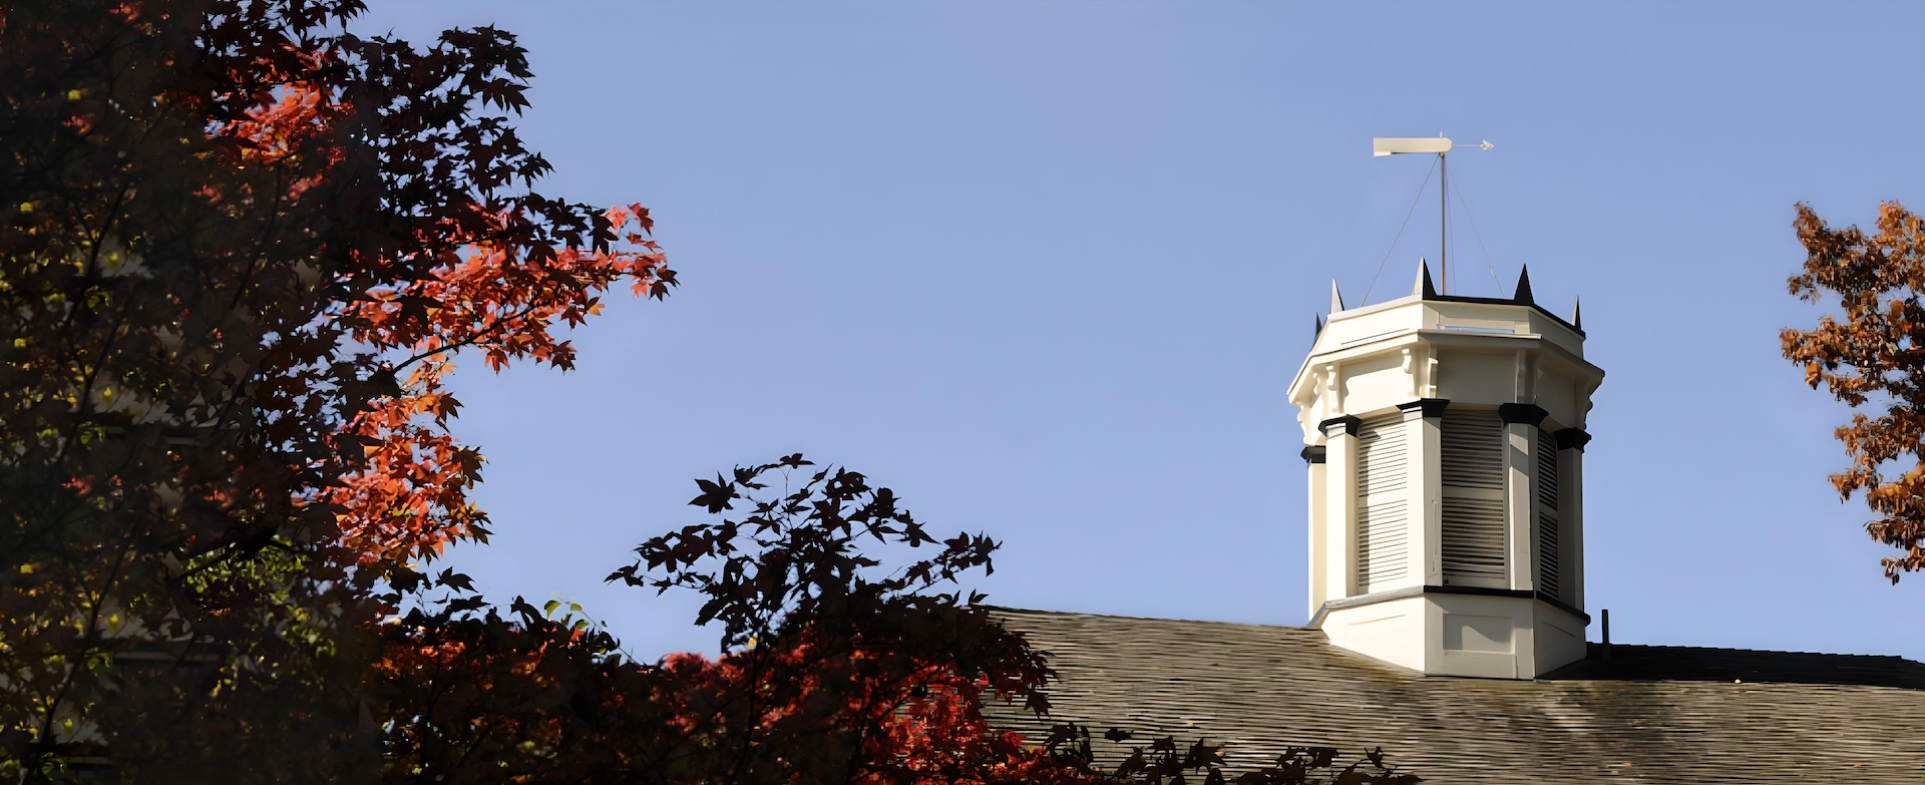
1356, 412, 1408, 593
1536, 428, 1561, 600
1440, 410, 1507, 588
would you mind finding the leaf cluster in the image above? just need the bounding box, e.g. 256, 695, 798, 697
1783, 201, 1925, 580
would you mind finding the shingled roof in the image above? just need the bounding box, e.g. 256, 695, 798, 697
986, 608, 1925, 783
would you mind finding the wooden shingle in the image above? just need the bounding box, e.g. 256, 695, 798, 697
987, 608, 1925, 783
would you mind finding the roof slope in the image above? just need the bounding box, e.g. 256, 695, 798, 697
987, 608, 1925, 784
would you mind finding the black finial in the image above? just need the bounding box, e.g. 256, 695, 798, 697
1314, 313, 1324, 339
1572, 296, 1583, 331
1413, 257, 1437, 299
1513, 265, 1535, 305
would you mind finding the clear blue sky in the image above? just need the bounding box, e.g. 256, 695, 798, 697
356, 1, 1925, 661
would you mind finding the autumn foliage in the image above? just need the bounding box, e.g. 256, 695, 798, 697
2, 2, 1412, 784
1783, 201, 1925, 581
375, 456, 1418, 785
330, 201, 664, 566
374, 457, 1086, 784
1, 0, 668, 779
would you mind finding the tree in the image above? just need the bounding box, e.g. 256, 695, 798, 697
376, 455, 1420, 785
1, 1, 670, 780
1, 3, 1412, 783
1782, 200, 1925, 581
374, 455, 1066, 785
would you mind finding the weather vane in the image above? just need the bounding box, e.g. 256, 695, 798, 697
1373, 134, 1493, 295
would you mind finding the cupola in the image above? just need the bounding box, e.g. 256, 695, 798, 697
1291, 260, 1602, 679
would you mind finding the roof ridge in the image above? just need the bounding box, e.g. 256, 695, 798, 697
1603, 641, 1919, 662
988, 607, 1923, 665
981, 605, 1317, 631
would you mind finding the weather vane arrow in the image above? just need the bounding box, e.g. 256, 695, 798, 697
1372, 134, 1494, 294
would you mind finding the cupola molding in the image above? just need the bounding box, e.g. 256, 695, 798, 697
1307, 584, 1594, 629
1555, 428, 1593, 452
1498, 403, 1549, 426
1396, 398, 1450, 418
1319, 415, 1361, 437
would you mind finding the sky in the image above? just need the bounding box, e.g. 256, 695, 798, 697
353, 0, 1925, 662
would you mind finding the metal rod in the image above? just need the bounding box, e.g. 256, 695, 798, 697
1439, 152, 1448, 294
1602, 608, 1612, 662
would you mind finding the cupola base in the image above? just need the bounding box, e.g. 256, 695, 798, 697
1313, 590, 1589, 679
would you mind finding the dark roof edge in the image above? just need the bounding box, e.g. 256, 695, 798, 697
980, 605, 1315, 631
1424, 292, 1585, 337
1581, 640, 1921, 663
984, 605, 1925, 671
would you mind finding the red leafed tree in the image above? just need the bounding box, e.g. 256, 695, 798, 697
1783, 201, 1925, 580
377, 456, 1419, 784
0, 1, 669, 780
373, 456, 1076, 784
1, 3, 1414, 784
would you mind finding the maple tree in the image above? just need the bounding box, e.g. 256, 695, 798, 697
0, 2, 1414, 783
374, 456, 1057, 784
376, 455, 1420, 785
1, 0, 668, 780
1783, 200, 1925, 581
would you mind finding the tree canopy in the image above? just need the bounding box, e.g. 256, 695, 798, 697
1783, 201, 1925, 581
0, 3, 1416, 784
2, 0, 669, 778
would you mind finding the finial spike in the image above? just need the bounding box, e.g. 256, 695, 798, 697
1572, 296, 1583, 331
1413, 257, 1437, 299
1513, 265, 1534, 305
1330, 280, 1345, 313
1314, 313, 1325, 339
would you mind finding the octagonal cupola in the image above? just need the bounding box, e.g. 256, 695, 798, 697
1291, 260, 1603, 679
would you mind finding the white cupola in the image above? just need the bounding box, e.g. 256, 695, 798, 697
1291, 260, 1602, 679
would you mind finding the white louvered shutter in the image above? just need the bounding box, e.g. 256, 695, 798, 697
1355, 412, 1408, 593
1440, 409, 1507, 588
1536, 428, 1561, 600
